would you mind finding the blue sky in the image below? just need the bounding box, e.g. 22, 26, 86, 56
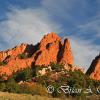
0, 0, 100, 70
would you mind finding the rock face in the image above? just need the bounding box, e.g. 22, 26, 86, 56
33, 32, 73, 65
0, 32, 75, 80
59, 39, 73, 64
0, 43, 34, 62
86, 54, 100, 80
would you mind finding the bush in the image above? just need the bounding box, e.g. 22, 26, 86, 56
18, 53, 27, 59
0, 61, 6, 66
20, 83, 49, 96
5, 78, 20, 93
0, 83, 6, 91
13, 68, 33, 82
67, 71, 85, 87
50, 63, 64, 72
19, 83, 33, 94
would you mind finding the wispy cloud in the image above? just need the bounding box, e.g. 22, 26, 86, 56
0, 0, 100, 70
41, 0, 99, 24
41, 0, 100, 70
0, 7, 62, 50
70, 37, 99, 70
76, 15, 100, 38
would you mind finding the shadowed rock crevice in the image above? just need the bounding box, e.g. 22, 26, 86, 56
57, 41, 63, 63
24, 43, 40, 57
23, 44, 34, 57
86, 59, 98, 75
46, 43, 53, 50
34, 51, 42, 61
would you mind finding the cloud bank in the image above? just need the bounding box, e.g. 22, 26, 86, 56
70, 37, 99, 71
0, 8, 62, 50
0, 0, 100, 70
41, 0, 100, 70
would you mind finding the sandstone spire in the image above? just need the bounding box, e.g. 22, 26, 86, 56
33, 32, 74, 65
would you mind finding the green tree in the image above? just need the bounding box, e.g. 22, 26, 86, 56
13, 68, 33, 82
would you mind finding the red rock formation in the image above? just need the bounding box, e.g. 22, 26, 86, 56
39, 32, 61, 50
0, 58, 33, 80
33, 32, 62, 65
86, 54, 100, 80
0, 32, 78, 80
33, 32, 73, 66
0, 43, 34, 62
59, 39, 74, 64
0, 43, 27, 61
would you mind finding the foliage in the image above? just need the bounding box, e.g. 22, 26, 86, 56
50, 62, 64, 72
20, 83, 49, 96
0, 61, 6, 66
0, 83, 6, 91
13, 68, 33, 82
36, 68, 100, 98
5, 78, 20, 93
0, 63, 100, 99
18, 53, 27, 59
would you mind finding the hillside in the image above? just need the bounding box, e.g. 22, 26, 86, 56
0, 32, 100, 100
0, 92, 63, 100
0, 92, 99, 100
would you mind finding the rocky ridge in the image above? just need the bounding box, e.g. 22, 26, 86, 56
0, 32, 83, 80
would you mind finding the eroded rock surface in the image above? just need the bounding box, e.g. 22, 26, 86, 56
86, 54, 100, 80
0, 32, 79, 80
33, 32, 73, 66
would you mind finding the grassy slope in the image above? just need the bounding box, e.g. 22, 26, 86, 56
0, 92, 99, 100
0, 92, 69, 100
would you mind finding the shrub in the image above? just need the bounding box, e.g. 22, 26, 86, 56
18, 53, 27, 59
67, 71, 85, 87
19, 83, 33, 94
13, 68, 33, 82
0, 61, 6, 66
50, 63, 64, 72
20, 83, 49, 96
31, 83, 48, 96
5, 78, 20, 93
0, 83, 6, 91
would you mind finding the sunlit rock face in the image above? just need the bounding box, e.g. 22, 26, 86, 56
86, 54, 100, 80
34, 32, 73, 66
0, 32, 75, 80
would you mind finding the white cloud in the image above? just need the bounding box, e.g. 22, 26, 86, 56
0, 1, 99, 71
70, 37, 99, 71
77, 14, 100, 37
0, 8, 62, 50
41, 0, 93, 23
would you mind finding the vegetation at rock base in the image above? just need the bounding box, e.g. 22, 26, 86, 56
0, 63, 100, 100
13, 68, 33, 82
50, 62, 64, 72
